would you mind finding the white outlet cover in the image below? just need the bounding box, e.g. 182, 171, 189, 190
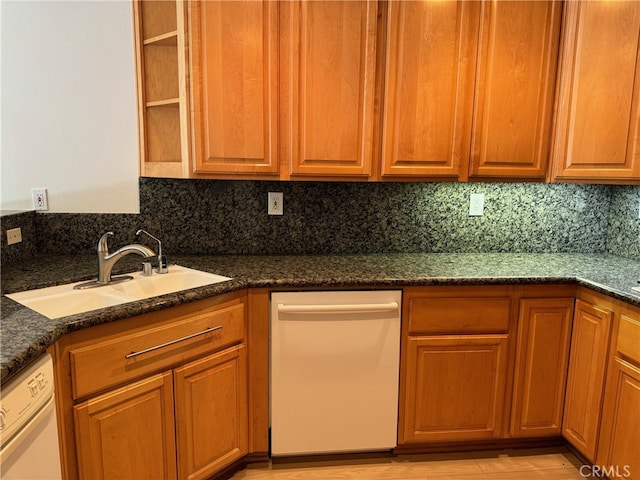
469, 193, 485, 216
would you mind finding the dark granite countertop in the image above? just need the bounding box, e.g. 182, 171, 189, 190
2, 252, 639, 383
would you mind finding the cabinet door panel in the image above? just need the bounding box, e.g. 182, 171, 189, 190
511, 298, 573, 437
599, 359, 640, 480
73, 372, 177, 480
190, 0, 279, 175
552, 1, 640, 182
563, 299, 613, 461
401, 335, 508, 443
174, 345, 248, 480
381, 1, 480, 178
470, 1, 561, 179
281, 0, 378, 177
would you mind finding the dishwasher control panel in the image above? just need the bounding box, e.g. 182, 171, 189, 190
0, 354, 54, 446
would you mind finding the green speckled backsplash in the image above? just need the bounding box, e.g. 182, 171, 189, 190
2, 179, 638, 265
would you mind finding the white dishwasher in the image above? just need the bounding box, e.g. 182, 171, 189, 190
0, 353, 62, 479
270, 290, 401, 456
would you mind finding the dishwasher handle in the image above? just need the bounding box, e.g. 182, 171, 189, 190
277, 301, 399, 315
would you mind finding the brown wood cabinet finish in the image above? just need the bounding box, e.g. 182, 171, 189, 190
52, 291, 248, 480
552, 0, 640, 183
510, 298, 573, 438
597, 304, 640, 479
399, 286, 514, 444
175, 345, 248, 480
190, 0, 279, 175
401, 334, 509, 443
134, 0, 191, 178
380, 1, 479, 179
74, 372, 177, 480
470, 0, 561, 179
563, 296, 614, 461
280, 0, 378, 177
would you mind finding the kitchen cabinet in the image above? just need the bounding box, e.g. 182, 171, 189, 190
189, 1, 279, 176
469, 0, 561, 179
382, 0, 561, 181
133, 0, 191, 178
280, 0, 378, 178
551, 0, 640, 184
510, 297, 573, 438
563, 290, 614, 462
597, 302, 640, 479
380, 1, 478, 179
74, 372, 177, 479
399, 286, 513, 444
135, 0, 565, 182
52, 291, 248, 480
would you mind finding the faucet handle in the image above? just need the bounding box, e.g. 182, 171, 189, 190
98, 232, 114, 254
157, 255, 169, 274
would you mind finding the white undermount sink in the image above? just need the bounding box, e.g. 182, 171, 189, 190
6, 265, 231, 319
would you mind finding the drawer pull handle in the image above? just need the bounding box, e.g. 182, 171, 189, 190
125, 325, 222, 359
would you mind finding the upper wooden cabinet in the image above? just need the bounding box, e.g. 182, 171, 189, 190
382, 1, 561, 181
189, 1, 279, 175
280, 0, 378, 178
133, 0, 191, 178
470, 1, 561, 179
551, 1, 640, 184
380, 1, 479, 179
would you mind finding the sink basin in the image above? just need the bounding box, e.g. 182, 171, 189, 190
6, 265, 231, 319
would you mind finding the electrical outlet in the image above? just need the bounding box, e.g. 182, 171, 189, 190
469, 193, 485, 216
32, 188, 48, 211
268, 192, 283, 215
7, 227, 22, 245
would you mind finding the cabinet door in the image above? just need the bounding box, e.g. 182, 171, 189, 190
190, 1, 279, 175
74, 372, 177, 480
174, 344, 248, 480
563, 298, 613, 461
281, 0, 378, 177
511, 298, 573, 437
400, 335, 509, 443
552, 1, 640, 183
597, 307, 640, 479
598, 358, 640, 480
381, 1, 479, 179
470, 1, 561, 179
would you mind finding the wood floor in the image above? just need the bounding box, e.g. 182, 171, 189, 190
230, 447, 587, 480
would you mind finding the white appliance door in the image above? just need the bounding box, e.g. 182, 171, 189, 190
270, 290, 401, 456
0, 395, 62, 479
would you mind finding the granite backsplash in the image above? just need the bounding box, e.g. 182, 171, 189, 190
2, 179, 639, 266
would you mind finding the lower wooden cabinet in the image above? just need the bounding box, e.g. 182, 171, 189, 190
597, 304, 640, 480
402, 334, 509, 443
399, 286, 514, 444
510, 298, 574, 438
74, 372, 177, 479
400, 285, 580, 447
562, 294, 614, 461
53, 291, 249, 480
174, 345, 248, 480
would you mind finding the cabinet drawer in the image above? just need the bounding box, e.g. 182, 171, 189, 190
70, 301, 245, 399
406, 292, 512, 334
617, 312, 640, 365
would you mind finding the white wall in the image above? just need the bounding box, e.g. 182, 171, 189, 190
1, 0, 140, 213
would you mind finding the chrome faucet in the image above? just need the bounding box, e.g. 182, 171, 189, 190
135, 229, 168, 274
74, 231, 156, 289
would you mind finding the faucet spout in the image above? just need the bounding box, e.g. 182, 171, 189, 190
96, 232, 155, 284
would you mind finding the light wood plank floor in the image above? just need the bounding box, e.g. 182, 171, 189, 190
231, 447, 587, 480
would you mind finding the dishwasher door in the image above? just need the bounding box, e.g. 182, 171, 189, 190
270, 290, 401, 456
